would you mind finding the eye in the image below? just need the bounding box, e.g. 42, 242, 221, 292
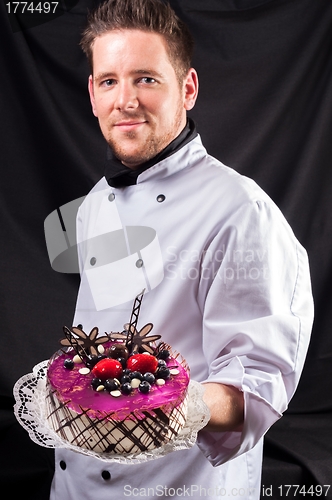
139, 77, 156, 84
101, 79, 116, 87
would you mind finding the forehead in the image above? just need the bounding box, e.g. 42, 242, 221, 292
91, 29, 173, 75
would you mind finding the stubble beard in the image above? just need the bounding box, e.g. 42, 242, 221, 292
105, 105, 184, 170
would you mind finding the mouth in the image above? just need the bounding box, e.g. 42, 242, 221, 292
113, 120, 147, 132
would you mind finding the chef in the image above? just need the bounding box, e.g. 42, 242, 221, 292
50, 0, 314, 498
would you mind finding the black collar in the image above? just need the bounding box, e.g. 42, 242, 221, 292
105, 118, 197, 188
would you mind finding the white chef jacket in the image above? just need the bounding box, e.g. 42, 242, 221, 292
50, 135, 313, 500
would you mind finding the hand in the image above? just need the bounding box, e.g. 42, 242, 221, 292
201, 382, 244, 433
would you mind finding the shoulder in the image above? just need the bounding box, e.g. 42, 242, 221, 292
186, 136, 273, 211
186, 137, 302, 244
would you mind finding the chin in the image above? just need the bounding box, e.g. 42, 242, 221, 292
110, 142, 157, 168
107, 130, 170, 168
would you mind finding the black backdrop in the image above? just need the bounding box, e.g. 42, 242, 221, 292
1, 0, 332, 498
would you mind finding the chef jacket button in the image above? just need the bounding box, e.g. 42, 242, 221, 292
108, 193, 115, 202
156, 194, 165, 203
90, 257, 97, 266
101, 470, 111, 481
136, 258, 144, 268
59, 460, 67, 470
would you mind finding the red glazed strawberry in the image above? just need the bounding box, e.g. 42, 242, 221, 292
92, 358, 123, 381
127, 353, 158, 374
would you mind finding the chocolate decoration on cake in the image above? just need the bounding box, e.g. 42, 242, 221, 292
60, 326, 109, 358
98, 290, 163, 354
125, 289, 161, 354
127, 323, 161, 355
45, 383, 188, 454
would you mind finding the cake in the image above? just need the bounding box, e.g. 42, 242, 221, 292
45, 292, 190, 455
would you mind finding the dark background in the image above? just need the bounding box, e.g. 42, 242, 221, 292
1, 0, 331, 497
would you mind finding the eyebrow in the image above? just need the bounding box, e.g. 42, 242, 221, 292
93, 72, 115, 84
134, 69, 164, 78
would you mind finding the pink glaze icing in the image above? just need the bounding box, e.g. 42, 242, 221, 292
47, 342, 189, 420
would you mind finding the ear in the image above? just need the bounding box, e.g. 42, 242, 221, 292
88, 75, 98, 117
183, 68, 199, 111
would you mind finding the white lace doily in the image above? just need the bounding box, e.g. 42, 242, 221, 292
13, 361, 210, 464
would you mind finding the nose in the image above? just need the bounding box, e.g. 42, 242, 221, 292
114, 81, 139, 111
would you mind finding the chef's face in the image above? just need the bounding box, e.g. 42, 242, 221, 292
88, 29, 198, 169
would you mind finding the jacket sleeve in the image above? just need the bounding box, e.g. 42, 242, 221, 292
196, 199, 314, 466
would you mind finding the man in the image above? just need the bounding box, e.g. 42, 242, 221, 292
50, 1, 313, 498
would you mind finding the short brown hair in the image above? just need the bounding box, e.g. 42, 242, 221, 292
80, 0, 194, 81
